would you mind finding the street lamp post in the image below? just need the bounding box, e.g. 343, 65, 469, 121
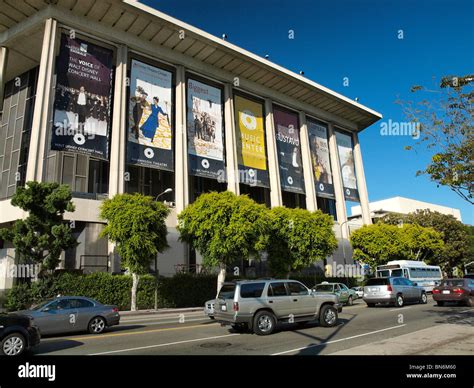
153, 188, 173, 310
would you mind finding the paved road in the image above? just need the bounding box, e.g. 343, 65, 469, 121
32, 296, 473, 356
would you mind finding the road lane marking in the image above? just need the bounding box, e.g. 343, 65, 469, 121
389, 306, 413, 312
271, 324, 407, 355
459, 309, 473, 313
121, 316, 208, 324
41, 322, 219, 342
88, 333, 240, 355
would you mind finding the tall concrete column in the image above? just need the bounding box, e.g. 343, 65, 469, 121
108, 44, 128, 197
327, 123, 348, 228
353, 132, 372, 225
264, 99, 282, 207
25, 18, 58, 183
0, 47, 8, 115
224, 83, 239, 194
174, 65, 188, 213
299, 111, 317, 211
107, 45, 128, 273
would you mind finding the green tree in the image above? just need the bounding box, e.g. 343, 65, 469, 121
100, 193, 169, 311
350, 223, 444, 270
381, 210, 469, 275
266, 207, 338, 278
177, 191, 267, 294
0, 181, 77, 272
399, 75, 473, 203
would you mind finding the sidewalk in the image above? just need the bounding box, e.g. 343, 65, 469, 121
330, 323, 474, 355
119, 307, 203, 316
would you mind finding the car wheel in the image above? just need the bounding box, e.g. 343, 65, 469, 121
209, 316, 215, 320
466, 297, 473, 307
366, 303, 375, 307
347, 296, 353, 306
1, 333, 26, 356
420, 293, 428, 304
395, 294, 404, 307
253, 311, 276, 336
436, 301, 445, 307
88, 316, 106, 334
319, 305, 338, 327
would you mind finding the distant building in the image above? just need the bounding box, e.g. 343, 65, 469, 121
349, 196, 462, 223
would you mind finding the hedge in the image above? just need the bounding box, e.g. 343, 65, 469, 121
4, 271, 360, 312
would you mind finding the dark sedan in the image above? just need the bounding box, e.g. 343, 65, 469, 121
432, 278, 474, 307
16, 296, 120, 336
0, 313, 40, 356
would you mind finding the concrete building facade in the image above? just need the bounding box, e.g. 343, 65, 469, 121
0, 0, 381, 282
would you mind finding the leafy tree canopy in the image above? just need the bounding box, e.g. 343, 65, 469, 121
0, 181, 76, 271
266, 207, 338, 277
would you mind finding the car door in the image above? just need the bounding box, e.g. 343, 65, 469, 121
35, 299, 77, 335
286, 281, 315, 317
403, 278, 418, 301
338, 284, 351, 303
70, 298, 95, 332
267, 282, 292, 319
334, 284, 345, 303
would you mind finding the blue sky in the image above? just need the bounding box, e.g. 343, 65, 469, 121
142, 0, 473, 224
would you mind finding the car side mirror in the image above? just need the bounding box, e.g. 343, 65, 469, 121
42, 307, 50, 312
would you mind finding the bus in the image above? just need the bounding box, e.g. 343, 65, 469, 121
376, 260, 442, 292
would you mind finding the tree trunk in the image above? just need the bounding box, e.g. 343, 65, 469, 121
131, 273, 140, 311
216, 263, 226, 297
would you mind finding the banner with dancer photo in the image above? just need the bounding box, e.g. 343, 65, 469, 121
187, 78, 224, 179
126, 59, 173, 171
335, 130, 360, 202
51, 34, 114, 159
273, 108, 305, 194
234, 95, 269, 188
307, 119, 335, 198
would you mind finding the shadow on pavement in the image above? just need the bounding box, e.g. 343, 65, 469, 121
32, 339, 84, 355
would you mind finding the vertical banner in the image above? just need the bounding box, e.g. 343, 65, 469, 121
273, 108, 305, 194
234, 95, 269, 188
126, 59, 173, 171
186, 78, 224, 179
307, 119, 335, 198
335, 130, 360, 202
51, 34, 113, 159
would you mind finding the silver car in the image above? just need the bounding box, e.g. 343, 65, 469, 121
17, 296, 120, 335
363, 277, 428, 307
204, 299, 215, 319
214, 279, 342, 335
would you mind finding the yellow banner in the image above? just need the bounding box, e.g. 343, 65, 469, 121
234, 95, 267, 170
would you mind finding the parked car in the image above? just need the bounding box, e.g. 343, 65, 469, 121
352, 286, 364, 298
16, 296, 120, 335
432, 278, 474, 307
214, 279, 342, 335
313, 282, 358, 305
363, 277, 428, 307
0, 313, 40, 356
204, 299, 215, 319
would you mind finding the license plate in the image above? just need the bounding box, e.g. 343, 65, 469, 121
370, 288, 378, 292
221, 305, 227, 311
442, 290, 450, 294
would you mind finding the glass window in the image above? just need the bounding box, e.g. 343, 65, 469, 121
315, 284, 334, 292
269, 282, 288, 297
62, 155, 75, 187
218, 284, 235, 300
339, 283, 349, 291
240, 283, 265, 298
287, 282, 308, 296
366, 278, 389, 286
391, 269, 403, 277
72, 299, 94, 308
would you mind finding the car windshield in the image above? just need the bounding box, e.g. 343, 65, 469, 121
441, 280, 465, 287
366, 278, 389, 286
218, 284, 235, 299
30, 299, 54, 310
315, 284, 333, 292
